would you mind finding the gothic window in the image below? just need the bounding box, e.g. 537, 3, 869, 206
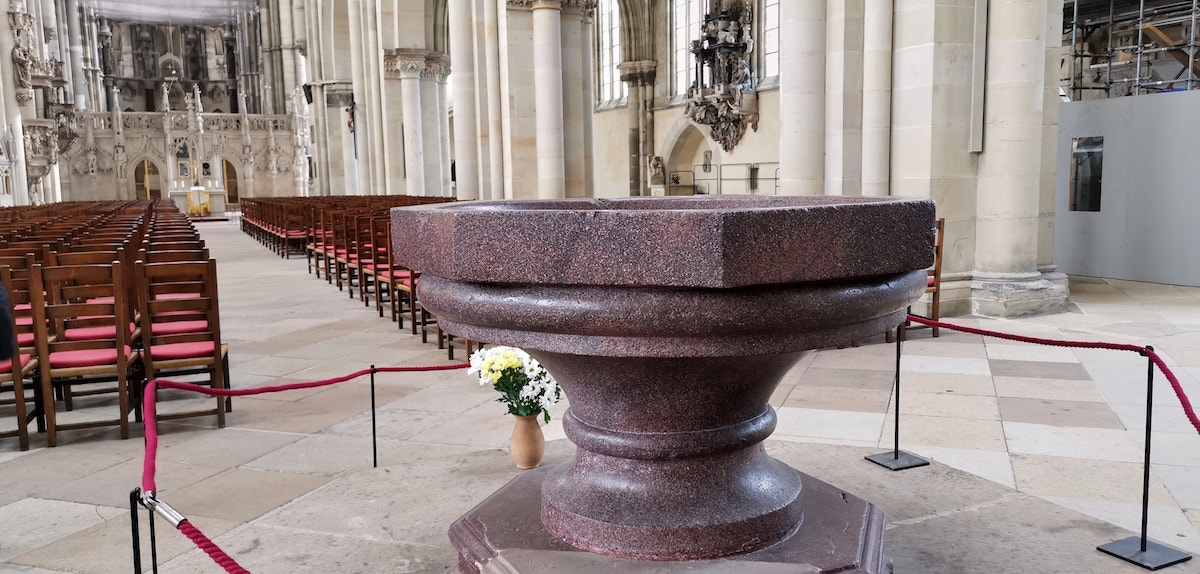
760, 0, 780, 78
597, 0, 626, 103
673, 0, 705, 96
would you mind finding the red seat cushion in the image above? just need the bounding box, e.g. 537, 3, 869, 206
16, 316, 32, 326
0, 354, 33, 374
64, 323, 137, 341
17, 332, 33, 347
87, 296, 116, 304
14, 303, 30, 311
152, 320, 209, 335
49, 346, 133, 368
927, 277, 936, 288
379, 270, 412, 280
150, 341, 216, 360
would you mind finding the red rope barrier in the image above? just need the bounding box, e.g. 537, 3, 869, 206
139, 363, 468, 574
179, 520, 250, 574
906, 315, 1200, 436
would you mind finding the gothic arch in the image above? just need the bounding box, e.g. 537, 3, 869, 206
663, 117, 723, 194
428, 0, 450, 55
127, 155, 166, 200
617, 0, 652, 62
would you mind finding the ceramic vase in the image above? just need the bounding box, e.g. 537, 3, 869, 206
510, 414, 545, 469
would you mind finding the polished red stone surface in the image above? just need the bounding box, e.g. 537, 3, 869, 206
391, 196, 935, 563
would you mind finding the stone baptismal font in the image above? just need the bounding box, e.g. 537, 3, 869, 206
392, 196, 935, 572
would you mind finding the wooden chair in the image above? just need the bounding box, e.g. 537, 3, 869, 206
889, 218, 945, 341
0, 267, 39, 451
133, 259, 229, 426
31, 262, 140, 446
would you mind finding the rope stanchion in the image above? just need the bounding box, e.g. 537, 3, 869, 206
866, 321, 929, 471
904, 315, 1196, 570
134, 363, 469, 574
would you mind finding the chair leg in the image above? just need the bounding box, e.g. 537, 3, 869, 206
224, 353, 233, 413
930, 293, 941, 338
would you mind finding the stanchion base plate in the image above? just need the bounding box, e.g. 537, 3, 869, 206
865, 451, 930, 471
1098, 537, 1192, 570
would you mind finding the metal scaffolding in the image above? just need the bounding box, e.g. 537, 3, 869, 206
1064, 0, 1199, 99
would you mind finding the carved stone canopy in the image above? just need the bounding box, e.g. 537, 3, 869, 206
683, 0, 759, 152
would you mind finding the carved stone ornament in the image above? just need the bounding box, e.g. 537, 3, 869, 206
383, 51, 430, 79
683, 0, 759, 152
506, 0, 533, 9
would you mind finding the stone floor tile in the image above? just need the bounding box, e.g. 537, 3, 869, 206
1004, 422, 1144, 462
236, 355, 327, 378
158, 523, 459, 574
271, 342, 367, 361
898, 392, 1000, 421
0, 448, 131, 498
1107, 402, 1199, 435
792, 367, 897, 391
903, 445, 1016, 488
322, 406, 447, 442
167, 468, 329, 523
783, 385, 893, 412
0, 565, 76, 573
985, 344, 1081, 363
1010, 454, 1175, 505
988, 359, 1092, 380
901, 355, 992, 376
886, 494, 1192, 574
900, 340, 988, 359
221, 396, 366, 434
997, 397, 1125, 429
1188, 509, 1200, 531
808, 350, 896, 371
1148, 432, 1200, 467
1157, 465, 1200, 510
0, 498, 125, 561
407, 403, 527, 449
1042, 496, 1200, 554
773, 407, 886, 443
158, 427, 304, 468
39, 457, 226, 508
992, 376, 1106, 402
10, 512, 236, 574
880, 414, 1007, 451
899, 372, 996, 396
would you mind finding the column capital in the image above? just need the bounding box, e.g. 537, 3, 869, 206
530, 0, 561, 10
561, 0, 596, 16
506, 0, 533, 9
384, 49, 433, 80
618, 60, 658, 85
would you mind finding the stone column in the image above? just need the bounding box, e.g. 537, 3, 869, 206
420, 59, 443, 197
482, 0, 504, 200
448, 0, 480, 200
579, 2, 596, 197
346, 0, 372, 193
560, 2, 584, 197
778, 0, 825, 195
435, 60, 453, 197
824, 0, 864, 197
971, 0, 1067, 317
861, 0, 892, 197
388, 55, 426, 197
531, 0, 566, 199
64, 0, 87, 110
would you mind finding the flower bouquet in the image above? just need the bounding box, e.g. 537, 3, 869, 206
468, 346, 562, 422
468, 346, 562, 469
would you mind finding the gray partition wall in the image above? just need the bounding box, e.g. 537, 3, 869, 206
1055, 90, 1200, 287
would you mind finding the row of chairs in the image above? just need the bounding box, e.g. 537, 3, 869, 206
0, 201, 228, 450
241, 196, 481, 360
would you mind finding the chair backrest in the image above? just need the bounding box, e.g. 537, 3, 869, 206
138, 248, 211, 264
30, 262, 135, 365
134, 259, 222, 366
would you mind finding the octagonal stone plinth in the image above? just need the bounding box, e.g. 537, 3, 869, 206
392, 196, 934, 569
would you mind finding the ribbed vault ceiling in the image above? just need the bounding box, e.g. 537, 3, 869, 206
83, 0, 256, 25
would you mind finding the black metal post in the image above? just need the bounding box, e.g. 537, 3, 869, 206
147, 499, 159, 574
371, 365, 378, 469
130, 489, 142, 574
866, 321, 929, 471
1097, 346, 1191, 570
